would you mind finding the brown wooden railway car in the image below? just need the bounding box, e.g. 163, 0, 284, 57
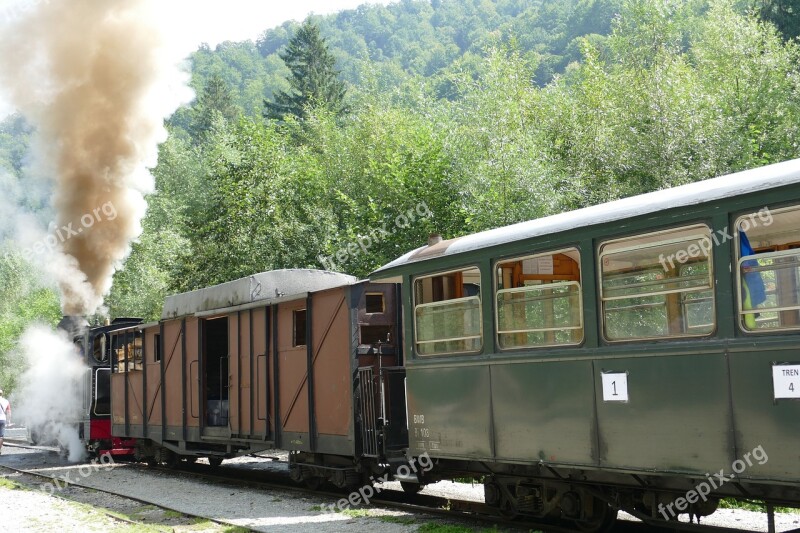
110, 269, 407, 485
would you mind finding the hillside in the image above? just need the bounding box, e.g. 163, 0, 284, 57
187, 0, 622, 117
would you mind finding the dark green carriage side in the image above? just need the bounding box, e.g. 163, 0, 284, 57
372, 159, 800, 507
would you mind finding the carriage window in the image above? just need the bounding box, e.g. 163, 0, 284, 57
153, 334, 161, 363
365, 293, 385, 314
496, 249, 583, 349
92, 334, 107, 363
414, 267, 482, 355
600, 225, 715, 341
113, 330, 143, 373
736, 206, 800, 332
293, 309, 307, 347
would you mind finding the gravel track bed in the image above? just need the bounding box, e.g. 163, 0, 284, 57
0, 446, 452, 532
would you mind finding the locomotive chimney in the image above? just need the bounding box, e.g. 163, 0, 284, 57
57, 316, 89, 339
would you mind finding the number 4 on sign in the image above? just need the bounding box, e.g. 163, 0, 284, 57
772, 364, 800, 400
602, 372, 629, 402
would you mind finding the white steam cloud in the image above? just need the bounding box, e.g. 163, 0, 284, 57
12, 325, 87, 462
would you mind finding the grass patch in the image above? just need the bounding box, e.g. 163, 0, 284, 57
417, 525, 525, 533
186, 519, 217, 530
339, 508, 370, 518
380, 515, 416, 525
719, 498, 798, 513
183, 519, 247, 532
309, 505, 323, 512
111, 525, 165, 533
127, 504, 159, 521
416, 525, 475, 533
163, 509, 184, 519
451, 477, 483, 484
0, 477, 24, 490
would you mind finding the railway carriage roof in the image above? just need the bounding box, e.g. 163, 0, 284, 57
373, 158, 800, 277
162, 269, 357, 319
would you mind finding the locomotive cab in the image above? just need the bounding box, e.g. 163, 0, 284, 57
80, 318, 142, 456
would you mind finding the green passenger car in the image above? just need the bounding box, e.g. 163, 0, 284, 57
372, 158, 800, 530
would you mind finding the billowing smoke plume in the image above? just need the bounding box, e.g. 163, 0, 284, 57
0, 0, 192, 314
13, 325, 88, 461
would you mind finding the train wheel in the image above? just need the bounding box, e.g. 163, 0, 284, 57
184, 456, 198, 464
573, 498, 617, 533
400, 482, 423, 495
331, 470, 362, 491
208, 457, 223, 468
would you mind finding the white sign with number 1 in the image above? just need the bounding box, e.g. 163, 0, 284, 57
602, 372, 629, 402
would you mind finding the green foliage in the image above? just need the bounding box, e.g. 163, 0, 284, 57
0, 114, 33, 177
719, 497, 798, 513
170, 115, 339, 289
264, 21, 347, 123
535, 0, 800, 208
442, 42, 556, 229
305, 97, 467, 276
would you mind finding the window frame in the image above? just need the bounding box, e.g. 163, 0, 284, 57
153, 333, 161, 363
493, 247, 585, 351
412, 265, 484, 357
365, 293, 386, 314
112, 330, 144, 373
293, 309, 308, 347
734, 205, 800, 334
598, 223, 717, 343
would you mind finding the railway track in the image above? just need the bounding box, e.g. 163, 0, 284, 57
0, 442, 250, 531
1, 442, 793, 533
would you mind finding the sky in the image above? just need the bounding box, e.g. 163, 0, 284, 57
171, 0, 394, 48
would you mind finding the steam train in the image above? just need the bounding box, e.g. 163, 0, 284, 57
65, 159, 800, 532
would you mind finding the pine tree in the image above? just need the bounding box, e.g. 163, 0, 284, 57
191, 73, 239, 140
264, 21, 347, 123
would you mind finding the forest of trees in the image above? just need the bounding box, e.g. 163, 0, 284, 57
0, 0, 799, 386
